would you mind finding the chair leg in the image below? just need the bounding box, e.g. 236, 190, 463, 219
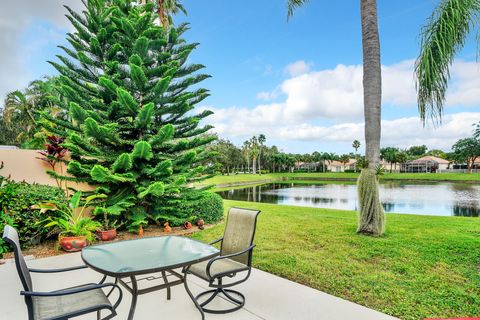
198, 289, 220, 307
195, 287, 245, 314
97, 310, 101, 320
221, 289, 243, 304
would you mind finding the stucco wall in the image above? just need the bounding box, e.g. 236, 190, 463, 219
0, 149, 92, 190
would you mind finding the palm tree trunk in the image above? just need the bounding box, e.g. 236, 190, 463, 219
362, 0, 381, 169
357, 0, 385, 236
258, 155, 261, 174
252, 157, 257, 174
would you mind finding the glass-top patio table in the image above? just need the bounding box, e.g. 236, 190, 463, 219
82, 236, 219, 320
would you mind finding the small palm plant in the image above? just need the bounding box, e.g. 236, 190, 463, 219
33, 191, 105, 251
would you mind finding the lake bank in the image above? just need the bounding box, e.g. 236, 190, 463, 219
203, 172, 480, 188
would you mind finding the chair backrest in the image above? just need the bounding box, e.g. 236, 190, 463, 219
2, 225, 33, 292
221, 207, 260, 265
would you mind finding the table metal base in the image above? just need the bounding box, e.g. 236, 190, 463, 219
117, 268, 205, 320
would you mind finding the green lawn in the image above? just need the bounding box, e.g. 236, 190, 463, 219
203, 172, 480, 186
192, 200, 480, 320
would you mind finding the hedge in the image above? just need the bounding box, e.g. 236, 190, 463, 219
0, 181, 66, 253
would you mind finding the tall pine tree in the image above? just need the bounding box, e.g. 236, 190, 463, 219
41, 0, 215, 231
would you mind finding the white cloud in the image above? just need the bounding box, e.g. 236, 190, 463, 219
284, 60, 312, 77
446, 61, 480, 106
252, 59, 480, 127
277, 112, 480, 150
206, 108, 480, 151
0, 0, 83, 101
255, 87, 281, 101
204, 59, 480, 151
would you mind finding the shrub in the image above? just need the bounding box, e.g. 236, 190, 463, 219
190, 192, 224, 224
153, 192, 224, 227
0, 210, 14, 259
0, 182, 66, 249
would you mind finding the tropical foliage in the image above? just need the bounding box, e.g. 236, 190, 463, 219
34, 191, 103, 242
415, 0, 480, 123
0, 77, 61, 148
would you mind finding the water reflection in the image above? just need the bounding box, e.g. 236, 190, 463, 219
217, 182, 480, 217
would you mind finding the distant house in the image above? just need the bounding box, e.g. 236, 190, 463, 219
402, 156, 450, 173
379, 160, 400, 173
295, 161, 319, 171
326, 159, 357, 172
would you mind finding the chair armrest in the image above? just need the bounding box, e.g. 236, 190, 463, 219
21, 282, 123, 310
29, 265, 88, 273
206, 244, 255, 279
21, 283, 117, 297
209, 237, 223, 246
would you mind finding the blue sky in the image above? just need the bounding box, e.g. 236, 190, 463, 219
2, 0, 480, 154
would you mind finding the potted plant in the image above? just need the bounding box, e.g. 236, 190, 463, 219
196, 218, 205, 230
96, 220, 119, 241
163, 222, 172, 233
183, 221, 193, 230
92, 206, 121, 241
34, 191, 102, 252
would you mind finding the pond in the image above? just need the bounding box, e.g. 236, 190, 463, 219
217, 182, 480, 217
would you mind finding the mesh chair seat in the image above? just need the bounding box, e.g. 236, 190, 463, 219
33, 285, 112, 320
189, 258, 248, 281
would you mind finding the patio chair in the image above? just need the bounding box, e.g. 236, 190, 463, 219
2, 225, 123, 320
185, 207, 261, 314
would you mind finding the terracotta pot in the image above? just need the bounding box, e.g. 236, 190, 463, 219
163, 222, 172, 233
97, 229, 117, 241
196, 218, 205, 227
183, 221, 192, 229
59, 236, 87, 252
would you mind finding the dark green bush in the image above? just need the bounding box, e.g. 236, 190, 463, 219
191, 192, 224, 224
0, 210, 14, 259
0, 182, 66, 249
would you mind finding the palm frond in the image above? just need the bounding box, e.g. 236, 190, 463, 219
287, 0, 310, 19
415, 0, 480, 124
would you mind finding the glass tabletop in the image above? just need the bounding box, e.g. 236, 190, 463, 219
81, 236, 219, 277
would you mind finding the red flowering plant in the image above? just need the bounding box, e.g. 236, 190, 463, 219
37, 136, 69, 195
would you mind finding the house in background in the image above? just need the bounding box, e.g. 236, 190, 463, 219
402, 156, 450, 173
379, 160, 401, 173
326, 159, 357, 172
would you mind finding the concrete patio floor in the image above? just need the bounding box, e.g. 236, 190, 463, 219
0, 253, 398, 320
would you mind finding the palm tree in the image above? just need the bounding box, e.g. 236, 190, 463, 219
257, 134, 266, 174
352, 140, 361, 154
3, 91, 36, 126
288, 0, 385, 235
140, 0, 187, 27
2, 77, 60, 147
242, 140, 252, 173
415, 0, 480, 123
249, 136, 260, 174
